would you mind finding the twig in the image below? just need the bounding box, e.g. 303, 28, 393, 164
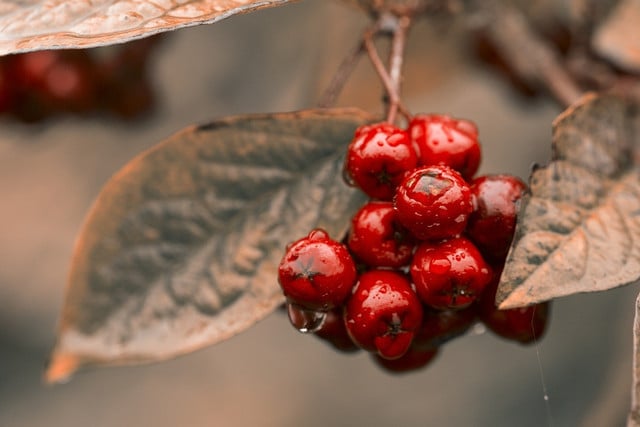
363, 14, 411, 124
475, 1, 583, 108
387, 15, 412, 124
317, 23, 378, 108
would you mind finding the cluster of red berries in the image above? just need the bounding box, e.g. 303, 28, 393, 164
278, 114, 549, 374
0, 36, 162, 123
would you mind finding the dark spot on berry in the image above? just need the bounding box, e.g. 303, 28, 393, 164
415, 174, 452, 196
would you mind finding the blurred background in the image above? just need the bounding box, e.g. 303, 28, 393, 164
0, 1, 636, 426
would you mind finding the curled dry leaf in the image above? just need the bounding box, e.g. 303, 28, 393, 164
0, 0, 293, 56
497, 93, 640, 309
593, 0, 640, 74
45, 108, 371, 383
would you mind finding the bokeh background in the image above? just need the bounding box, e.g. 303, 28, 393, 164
0, 1, 636, 426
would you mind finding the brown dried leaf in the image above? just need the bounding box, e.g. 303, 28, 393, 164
497, 93, 640, 309
593, 0, 640, 73
0, 0, 294, 56
45, 108, 371, 383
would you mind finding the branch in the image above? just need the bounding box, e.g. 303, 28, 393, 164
387, 15, 412, 124
317, 22, 379, 108
474, 1, 583, 108
363, 13, 411, 124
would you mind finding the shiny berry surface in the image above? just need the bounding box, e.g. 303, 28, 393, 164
278, 229, 357, 311
411, 237, 491, 310
347, 201, 415, 268
409, 113, 481, 180
344, 270, 423, 359
345, 123, 417, 200
467, 174, 527, 263
394, 165, 473, 241
479, 267, 549, 344
372, 347, 439, 374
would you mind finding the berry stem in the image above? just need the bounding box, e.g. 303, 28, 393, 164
387, 15, 412, 124
363, 14, 411, 124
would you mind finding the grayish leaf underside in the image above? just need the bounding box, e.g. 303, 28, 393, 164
52, 109, 369, 369
498, 93, 640, 309
0, 0, 294, 55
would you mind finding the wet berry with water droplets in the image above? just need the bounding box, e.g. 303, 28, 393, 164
467, 174, 527, 263
347, 201, 415, 268
409, 114, 481, 180
394, 165, 473, 241
411, 237, 491, 310
278, 229, 357, 311
344, 123, 417, 200
344, 270, 423, 359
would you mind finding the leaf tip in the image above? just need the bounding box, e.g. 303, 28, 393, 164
44, 351, 81, 385
497, 285, 532, 310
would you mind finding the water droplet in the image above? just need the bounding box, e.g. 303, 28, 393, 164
342, 168, 356, 186
308, 228, 329, 241
471, 323, 486, 335
287, 303, 327, 333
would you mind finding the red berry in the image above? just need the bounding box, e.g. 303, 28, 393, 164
347, 201, 415, 268
411, 237, 491, 310
97, 41, 156, 120
409, 114, 481, 180
278, 229, 357, 311
372, 347, 439, 374
313, 307, 360, 353
0, 62, 15, 113
479, 267, 549, 344
8, 51, 59, 122
394, 165, 473, 241
467, 174, 527, 263
43, 52, 97, 113
412, 305, 478, 350
344, 270, 423, 359
11, 50, 59, 88
344, 123, 417, 200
